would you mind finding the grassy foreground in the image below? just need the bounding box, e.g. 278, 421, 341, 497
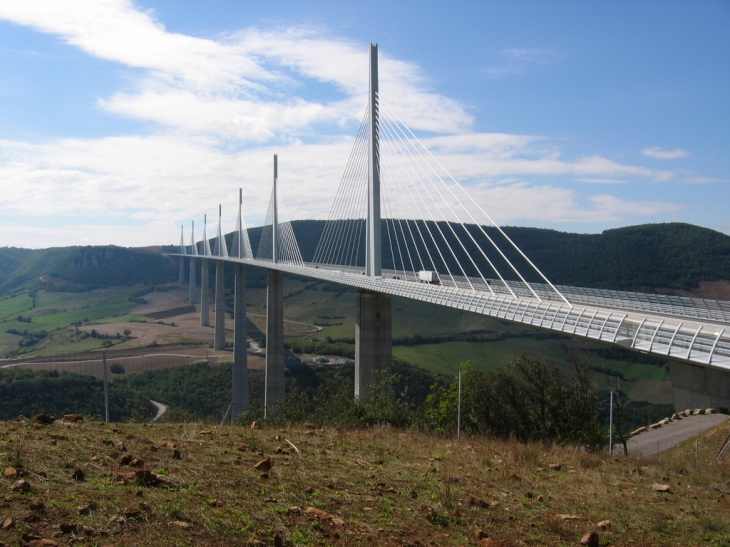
2, 419, 730, 547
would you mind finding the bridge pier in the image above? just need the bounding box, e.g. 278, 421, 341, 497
214, 261, 226, 350
188, 257, 197, 304
671, 361, 730, 412
265, 269, 285, 412
179, 256, 184, 284
200, 259, 210, 326
355, 290, 392, 402
232, 263, 249, 422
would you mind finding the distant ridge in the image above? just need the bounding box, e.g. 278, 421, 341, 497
1, 222, 729, 296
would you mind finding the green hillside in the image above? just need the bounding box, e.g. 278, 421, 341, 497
2, 221, 729, 296
248, 220, 730, 292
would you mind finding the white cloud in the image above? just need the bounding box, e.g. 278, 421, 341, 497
0, 1, 700, 248
642, 146, 689, 159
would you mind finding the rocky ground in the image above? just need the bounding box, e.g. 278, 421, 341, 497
1, 415, 730, 546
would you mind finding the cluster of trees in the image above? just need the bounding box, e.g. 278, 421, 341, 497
5, 328, 49, 348
0, 353, 674, 448
425, 355, 604, 447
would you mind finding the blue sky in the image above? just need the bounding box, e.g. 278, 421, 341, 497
0, 0, 728, 248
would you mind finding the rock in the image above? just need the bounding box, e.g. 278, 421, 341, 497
1, 518, 13, 530
304, 423, 317, 430
288, 506, 301, 513
4, 467, 17, 478
254, 457, 272, 473
72, 469, 85, 481
304, 507, 331, 520
172, 449, 182, 460
124, 508, 141, 518
129, 458, 145, 468
557, 514, 581, 521
29, 500, 44, 511
649, 422, 662, 429
694, 409, 703, 415
24, 540, 59, 547
32, 414, 54, 424
658, 418, 669, 426
250, 421, 259, 429
597, 520, 611, 530
652, 484, 671, 493
273, 532, 284, 547
11, 479, 31, 492
62, 414, 84, 422
469, 496, 488, 507
171, 521, 190, 528
475, 528, 486, 540
479, 540, 506, 547
671, 413, 681, 420
537, 495, 544, 502
114, 471, 137, 484
580, 531, 599, 547
59, 522, 79, 534
155, 474, 177, 489
706, 408, 716, 414
135, 470, 158, 486
77, 503, 97, 515
118, 454, 134, 465
630, 426, 647, 436
208, 498, 223, 507
549, 464, 562, 471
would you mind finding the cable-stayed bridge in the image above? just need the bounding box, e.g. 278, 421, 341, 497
172, 44, 730, 423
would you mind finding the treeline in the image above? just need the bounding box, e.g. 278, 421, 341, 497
0, 355, 671, 442
3, 221, 729, 297
5, 328, 49, 348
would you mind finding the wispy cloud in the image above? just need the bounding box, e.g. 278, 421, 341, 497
642, 146, 689, 159
484, 47, 560, 77
680, 176, 728, 184
0, 1, 694, 248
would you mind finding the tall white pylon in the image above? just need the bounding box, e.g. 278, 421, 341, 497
215, 204, 229, 258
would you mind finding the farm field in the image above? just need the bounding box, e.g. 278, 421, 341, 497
0, 278, 673, 406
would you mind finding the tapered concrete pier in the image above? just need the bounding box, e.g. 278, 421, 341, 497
265, 269, 285, 411
355, 290, 392, 401
231, 263, 249, 422
671, 361, 730, 412
214, 261, 226, 350
200, 260, 210, 326
188, 258, 197, 304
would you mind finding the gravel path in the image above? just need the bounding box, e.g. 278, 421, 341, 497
623, 413, 729, 456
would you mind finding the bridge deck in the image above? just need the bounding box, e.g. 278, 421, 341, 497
176, 255, 730, 371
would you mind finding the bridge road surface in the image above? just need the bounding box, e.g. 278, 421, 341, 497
625, 414, 729, 456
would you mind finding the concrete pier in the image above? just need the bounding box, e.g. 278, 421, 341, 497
265, 269, 285, 411
232, 263, 249, 422
188, 258, 197, 304
179, 256, 184, 284
214, 261, 226, 350
671, 361, 730, 412
200, 259, 210, 326
355, 290, 392, 401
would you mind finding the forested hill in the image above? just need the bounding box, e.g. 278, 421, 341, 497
1, 222, 729, 296
263, 221, 730, 293
0, 246, 176, 295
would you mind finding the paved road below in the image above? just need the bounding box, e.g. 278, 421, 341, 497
624, 414, 729, 456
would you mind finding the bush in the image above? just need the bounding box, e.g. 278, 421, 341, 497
426, 354, 604, 449
110, 363, 125, 374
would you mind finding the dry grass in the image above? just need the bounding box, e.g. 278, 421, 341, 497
1, 418, 730, 546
